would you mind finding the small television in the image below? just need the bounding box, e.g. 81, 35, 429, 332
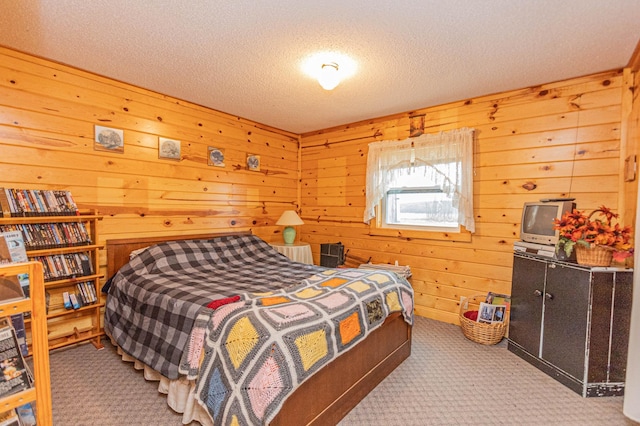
520, 201, 576, 246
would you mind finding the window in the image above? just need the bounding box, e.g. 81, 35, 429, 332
384, 184, 458, 230
365, 128, 475, 235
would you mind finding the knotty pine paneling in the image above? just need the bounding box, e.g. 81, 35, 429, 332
1, 45, 636, 326
622, 66, 640, 229
300, 69, 633, 325
0, 47, 300, 261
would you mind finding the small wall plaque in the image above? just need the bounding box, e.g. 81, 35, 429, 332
94, 125, 124, 153
208, 147, 225, 167
159, 137, 181, 160
409, 114, 425, 137
247, 154, 260, 171
625, 155, 636, 182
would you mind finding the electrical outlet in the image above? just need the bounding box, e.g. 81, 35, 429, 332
459, 296, 467, 309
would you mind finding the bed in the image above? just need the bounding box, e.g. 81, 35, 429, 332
104, 232, 413, 425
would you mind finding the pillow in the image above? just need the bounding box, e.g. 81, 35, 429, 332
129, 246, 150, 259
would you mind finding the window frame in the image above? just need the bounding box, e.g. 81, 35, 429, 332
369, 205, 472, 242
364, 128, 475, 241
381, 186, 460, 230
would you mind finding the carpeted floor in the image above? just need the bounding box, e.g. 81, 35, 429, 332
48, 316, 637, 425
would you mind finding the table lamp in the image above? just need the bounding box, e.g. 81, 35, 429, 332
276, 210, 304, 245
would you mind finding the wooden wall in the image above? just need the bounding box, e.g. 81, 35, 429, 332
0, 46, 300, 262
1, 45, 636, 326
299, 69, 632, 324
622, 44, 640, 230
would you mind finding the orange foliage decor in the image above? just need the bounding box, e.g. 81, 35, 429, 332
553, 205, 633, 263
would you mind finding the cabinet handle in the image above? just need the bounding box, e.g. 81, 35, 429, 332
533, 289, 542, 297
548, 263, 556, 268
545, 292, 554, 300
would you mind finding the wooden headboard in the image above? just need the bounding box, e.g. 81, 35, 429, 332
106, 231, 252, 279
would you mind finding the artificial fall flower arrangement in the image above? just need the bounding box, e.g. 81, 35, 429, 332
553, 205, 634, 262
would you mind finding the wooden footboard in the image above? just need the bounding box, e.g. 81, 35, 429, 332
106, 232, 413, 426
271, 311, 412, 426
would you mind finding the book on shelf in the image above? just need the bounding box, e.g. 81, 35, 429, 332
63, 292, 72, 310
86, 281, 97, 302
79, 252, 94, 275
17, 274, 30, 301
31, 251, 93, 282
0, 223, 92, 251
0, 276, 26, 305
77, 283, 89, 305
0, 409, 19, 426
0, 232, 31, 305
0, 187, 78, 217
69, 293, 81, 310
0, 232, 28, 264
8, 315, 27, 358
0, 190, 12, 219
0, 274, 30, 318
76, 281, 97, 305
15, 402, 36, 426
0, 325, 32, 399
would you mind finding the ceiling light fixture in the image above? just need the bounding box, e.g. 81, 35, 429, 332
301, 52, 356, 89
318, 62, 340, 90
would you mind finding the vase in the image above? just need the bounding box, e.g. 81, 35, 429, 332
555, 241, 576, 261
575, 245, 613, 267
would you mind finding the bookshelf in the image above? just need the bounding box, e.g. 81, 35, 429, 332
0, 261, 52, 425
0, 212, 104, 351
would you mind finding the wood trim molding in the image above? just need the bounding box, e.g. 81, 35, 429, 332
369, 220, 472, 242
628, 38, 640, 72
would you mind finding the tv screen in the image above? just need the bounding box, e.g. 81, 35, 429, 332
520, 201, 575, 246
522, 205, 557, 236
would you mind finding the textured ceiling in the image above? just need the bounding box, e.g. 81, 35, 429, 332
1, 1, 639, 134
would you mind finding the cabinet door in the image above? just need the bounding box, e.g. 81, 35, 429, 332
509, 255, 545, 356
609, 271, 633, 382
542, 264, 590, 380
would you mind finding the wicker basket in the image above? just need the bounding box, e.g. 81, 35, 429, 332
575, 244, 613, 267
572, 209, 618, 267
459, 294, 507, 345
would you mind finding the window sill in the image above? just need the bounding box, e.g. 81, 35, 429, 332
368, 225, 472, 242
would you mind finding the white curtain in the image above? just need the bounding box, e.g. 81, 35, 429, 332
364, 127, 475, 233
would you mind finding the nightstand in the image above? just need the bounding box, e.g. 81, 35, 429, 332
270, 242, 313, 264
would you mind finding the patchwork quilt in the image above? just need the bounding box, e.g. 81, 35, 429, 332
179, 267, 414, 425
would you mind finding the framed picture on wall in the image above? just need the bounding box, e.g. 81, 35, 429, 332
94, 125, 124, 153
208, 147, 225, 167
247, 154, 260, 171
409, 114, 425, 137
158, 137, 181, 160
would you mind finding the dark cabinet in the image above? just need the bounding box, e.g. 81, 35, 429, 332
508, 253, 633, 397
